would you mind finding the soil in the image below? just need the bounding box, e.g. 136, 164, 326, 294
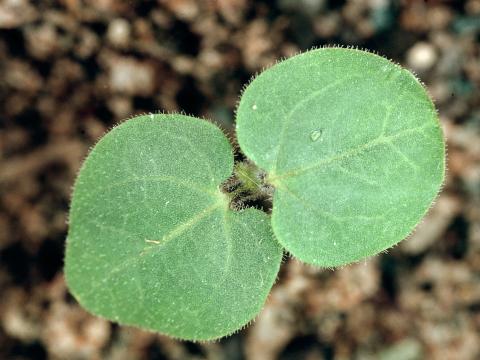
1, 1, 480, 359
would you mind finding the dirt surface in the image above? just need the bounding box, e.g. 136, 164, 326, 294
1, 1, 480, 359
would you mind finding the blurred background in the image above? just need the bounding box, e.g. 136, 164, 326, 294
0, 0, 479, 359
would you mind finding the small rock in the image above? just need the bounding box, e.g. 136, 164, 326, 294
109, 57, 155, 96
0, 0, 37, 28
406, 42, 437, 72
107, 18, 131, 48
107, 96, 133, 119
4, 60, 43, 93
162, 0, 199, 21
25, 23, 59, 60
401, 195, 462, 255
75, 29, 100, 59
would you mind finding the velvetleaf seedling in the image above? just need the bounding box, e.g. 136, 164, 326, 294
65, 48, 445, 341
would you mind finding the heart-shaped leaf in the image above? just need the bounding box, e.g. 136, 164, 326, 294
65, 114, 282, 340
236, 48, 445, 266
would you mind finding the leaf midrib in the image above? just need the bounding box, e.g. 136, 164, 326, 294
269, 122, 433, 183
78, 200, 226, 300
272, 74, 362, 173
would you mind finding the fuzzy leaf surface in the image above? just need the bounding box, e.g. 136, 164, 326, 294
236, 48, 445, 266
65, 114, 282, 340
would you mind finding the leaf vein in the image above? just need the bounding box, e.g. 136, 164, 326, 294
272, 122, 431, 181
272, 75, 362, 172
144, 202, 222, 249
81, 202, 223, 299
278, 183, 386, 222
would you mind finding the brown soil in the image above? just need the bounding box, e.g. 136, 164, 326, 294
1, 1, 480, 359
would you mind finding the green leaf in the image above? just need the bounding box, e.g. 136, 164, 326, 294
236, 48, 445, 267
65, 114, 282, 341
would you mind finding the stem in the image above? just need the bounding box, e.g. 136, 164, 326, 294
221, 160, 274, 211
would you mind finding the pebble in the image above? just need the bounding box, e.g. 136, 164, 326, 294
406, 42, 437, 72
107, 18, 131, 48
109, 57, 155, 96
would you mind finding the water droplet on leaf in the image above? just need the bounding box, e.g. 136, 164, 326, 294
310, 129, 323, 142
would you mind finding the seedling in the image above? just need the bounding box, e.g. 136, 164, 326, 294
65, 48, 445, 340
